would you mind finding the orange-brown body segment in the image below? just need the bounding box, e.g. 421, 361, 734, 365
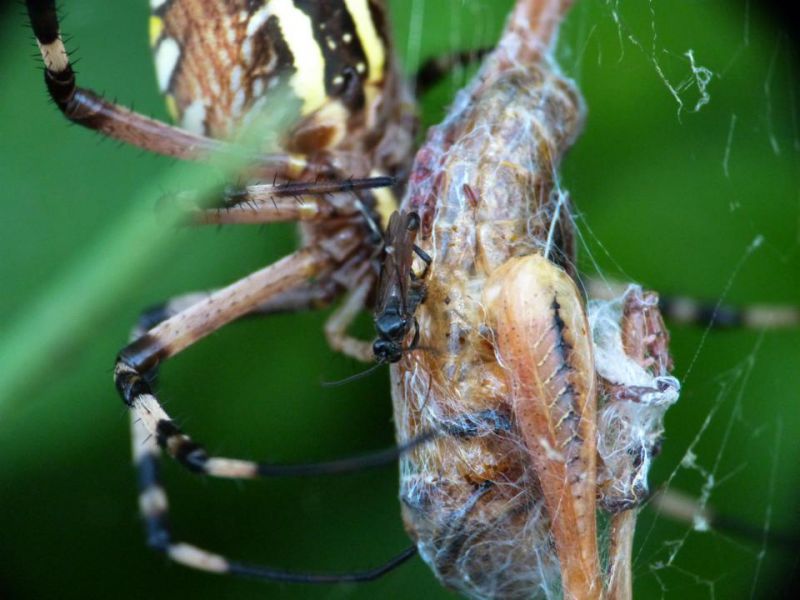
484, 255, 601, 599
390, 1, 591, 598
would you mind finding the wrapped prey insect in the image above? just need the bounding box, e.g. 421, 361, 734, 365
385, 0, 680, 598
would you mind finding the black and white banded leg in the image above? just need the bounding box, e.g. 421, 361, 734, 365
131, 415, 417, 582
125, 283, 436, 480
133, 407, 516, 581
116, 247, 437, 479
116, 247, 334, 479
586, 278, 800, 330
415, 47, 493, 95
25, 0, 332, 177
658, 295, 800, 329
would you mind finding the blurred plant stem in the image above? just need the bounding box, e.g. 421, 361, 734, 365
0, 97, 298, 410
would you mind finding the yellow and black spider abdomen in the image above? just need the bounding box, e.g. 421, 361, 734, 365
149, 0, 391, 149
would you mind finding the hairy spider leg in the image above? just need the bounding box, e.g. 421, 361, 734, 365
25, 0, 330, 178
189, 179, 390, 362
114, 248, 333, 477
415, 47, 494, 95
191, 177, 396, 225
130, 360, 507, 582
127, 287, 439, 478
115, 243, 409, 479
585, 278, 800, 330
131, 415, 417, 583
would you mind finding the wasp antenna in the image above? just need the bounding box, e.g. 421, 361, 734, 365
321, 361, 385, 388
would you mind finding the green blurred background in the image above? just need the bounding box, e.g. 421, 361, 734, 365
1, 1, 798, 598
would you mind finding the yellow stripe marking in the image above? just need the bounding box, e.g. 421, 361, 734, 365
165, 95, 179, 122
344, 0, 386, 84
149, 15, 164, 48
248, 0, 326, 116
371, 174, 398, 229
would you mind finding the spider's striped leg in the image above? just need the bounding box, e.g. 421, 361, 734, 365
415, 47, 493, 95
131, 281, 343, 342
131, 415, 417, 582
131, 407, 512, 581
586, 278, 800, 330
24, 0, 331, 177
117, 246, 431, 479
648, 488, 800, 551
194, 176, 394, 227
658, 295, 800, 329
325, 275, 376, 362
116, 246, 339, 479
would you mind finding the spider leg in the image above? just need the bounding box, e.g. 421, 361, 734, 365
115, 247, 336, 478
131, 281, 343, 341
586, 277, 800, 329
24, 0, 331, 177
131, 415, 417, 582
648, 488, 800, 551
324, 276, 376, 362
118, 249, 428, 479
658, 295, 800, 329
415, 47, 493, 95
195, 176, 394, 226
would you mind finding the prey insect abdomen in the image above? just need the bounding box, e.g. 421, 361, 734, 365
407, 63, 583, 274
390, 3, 590, 597
484, 255, 601, 598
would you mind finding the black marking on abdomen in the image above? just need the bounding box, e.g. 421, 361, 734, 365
250, 15, 296, 97
294, 0, 370, 110
550, 297, 574, 365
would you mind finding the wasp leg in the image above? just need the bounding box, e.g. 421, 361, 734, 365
406, 318, 421, 354
131, 415, 417, 582
412, 244, 433, 269
25, 0, 332, 177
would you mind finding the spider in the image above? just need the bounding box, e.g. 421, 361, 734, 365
20, 0, 799, 597
24, 0, 493, 584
